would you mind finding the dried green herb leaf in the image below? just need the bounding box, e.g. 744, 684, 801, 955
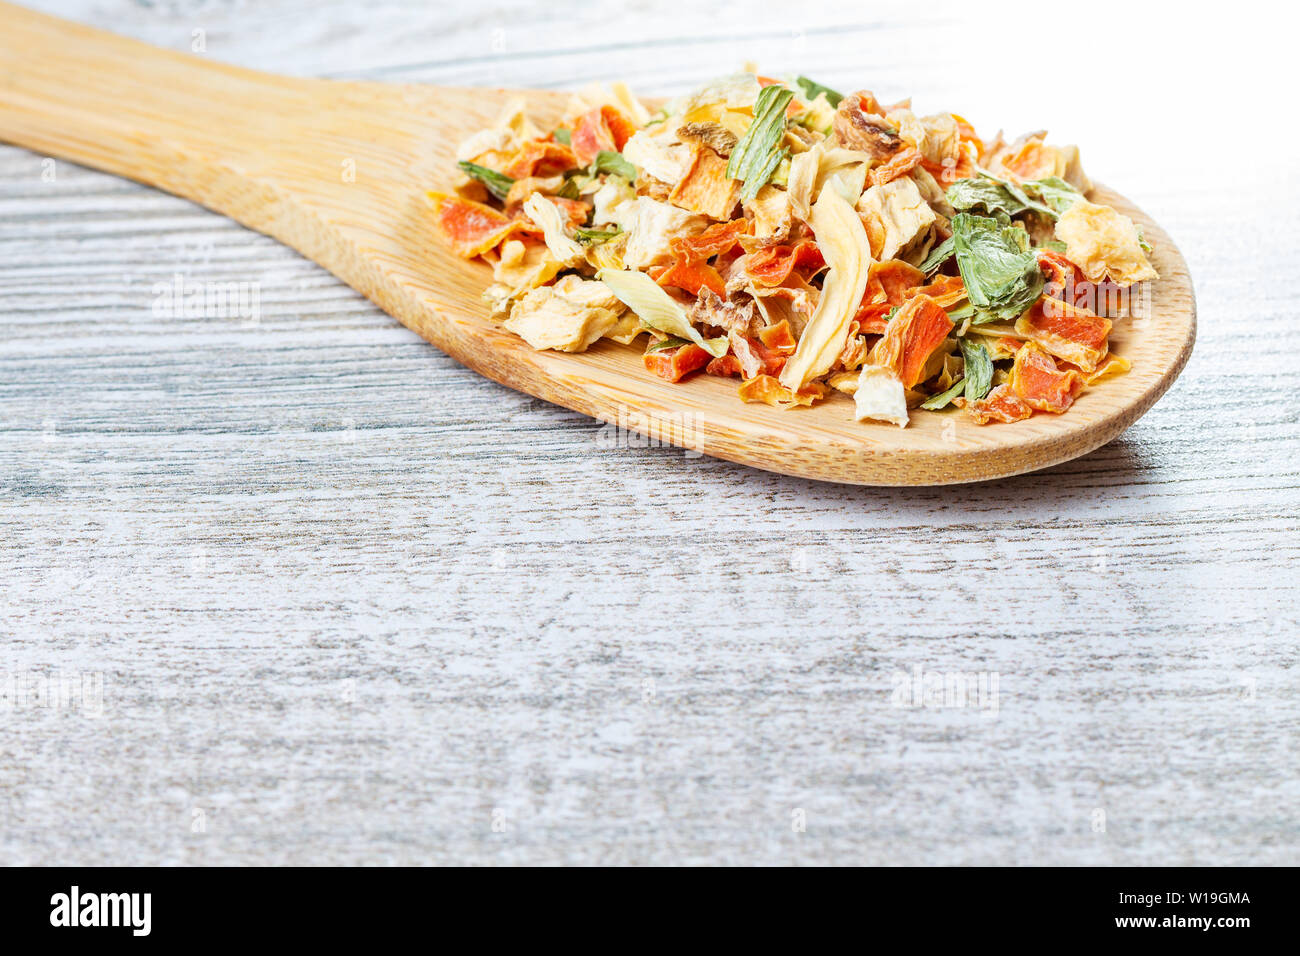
951, 213, 1043, 321
795, 76, 843, 108
573, 226, 622, 245
975, 169, 1056, 219
920, 377, 967, 410
959, 338, 994, 402
1020, 175, 1082, 215
726, 84, 794, 202
456, 161, 514, 201
919, 236, 955, 275
591, 150, 636, 181
946, 178, 1032, 219
645, 336, 690, 353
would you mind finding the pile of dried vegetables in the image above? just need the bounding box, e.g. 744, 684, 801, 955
432, 71, 1157, 427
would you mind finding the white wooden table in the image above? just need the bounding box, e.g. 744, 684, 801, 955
1, 0, 1297, 865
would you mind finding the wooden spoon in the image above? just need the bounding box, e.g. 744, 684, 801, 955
0, 2, 1195, 485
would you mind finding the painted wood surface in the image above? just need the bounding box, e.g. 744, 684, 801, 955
0, 0, 1297, 864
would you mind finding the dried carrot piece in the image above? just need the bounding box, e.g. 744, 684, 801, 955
706, 354, 744, 377
869, 146, 923, 187
855, 261, 926, 333
951, 113, 984, 155
1000, 140, 1056, 181
549, 196, 592, 227
707, 325, 794, 380
867, 294, 954, 388
902, 273, 965, 308
1009, 341, 1086, 413
656, 258, 726, 298
1037, 249, 1086, 303
757, 320, 797, 353
1015, 296, 1111, 373
670, 219, 748, 262
966, 384, 1032, 424
875, 260, 926, 301
745, 241, 825, 287
430, 193, 525, 258
571, 105, 636, 167
504, 139, 578, 179
600, 105, 637, 151
669, 144, 740, 220
738, 374, 825, 407
643, 343, 712, 383
922, 148, 974, 186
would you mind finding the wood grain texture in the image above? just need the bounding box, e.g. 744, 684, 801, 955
0, 0, 1297, 866
0, 4, 1197, 484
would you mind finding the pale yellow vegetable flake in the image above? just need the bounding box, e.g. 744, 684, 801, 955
1055, 199, 1158, 287
522, 194, 585, 268
504, 276, 626, 353
856, 176, 937, 265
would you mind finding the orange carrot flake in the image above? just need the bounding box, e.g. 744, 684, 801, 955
737, 375, 825, 407
706, 354, 743, 378
570, 105, 635, 167
757, 320, 797, 354
869, 146, 923, 187
903, 273, 966, 308
966, 384, 1033, 424
745, 241, 825, 287
951, 113, 984, 154
431, 193, 522, 258
1009, 341, 1085, 414
855, 260, 927, 332
867, 294, 954, 388
550, 196, 592, 227
656, 258, 726, 298
1000, 141, 1056, 182
600, 106, 638, 151
670, 219, 749, 262
643, 343, 713, 383
1037, 249, 1086, 303
1017, 296, 1111, 372
505, 139, 578, 179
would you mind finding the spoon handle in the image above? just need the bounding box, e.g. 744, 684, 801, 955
0, 2, 326, 198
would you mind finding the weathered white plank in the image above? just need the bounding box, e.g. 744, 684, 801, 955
0, 0, 1297, 866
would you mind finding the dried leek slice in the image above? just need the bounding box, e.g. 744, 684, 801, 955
778, 181, 873, 390
597, 268, 728, 358
523, 194, 585, 268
